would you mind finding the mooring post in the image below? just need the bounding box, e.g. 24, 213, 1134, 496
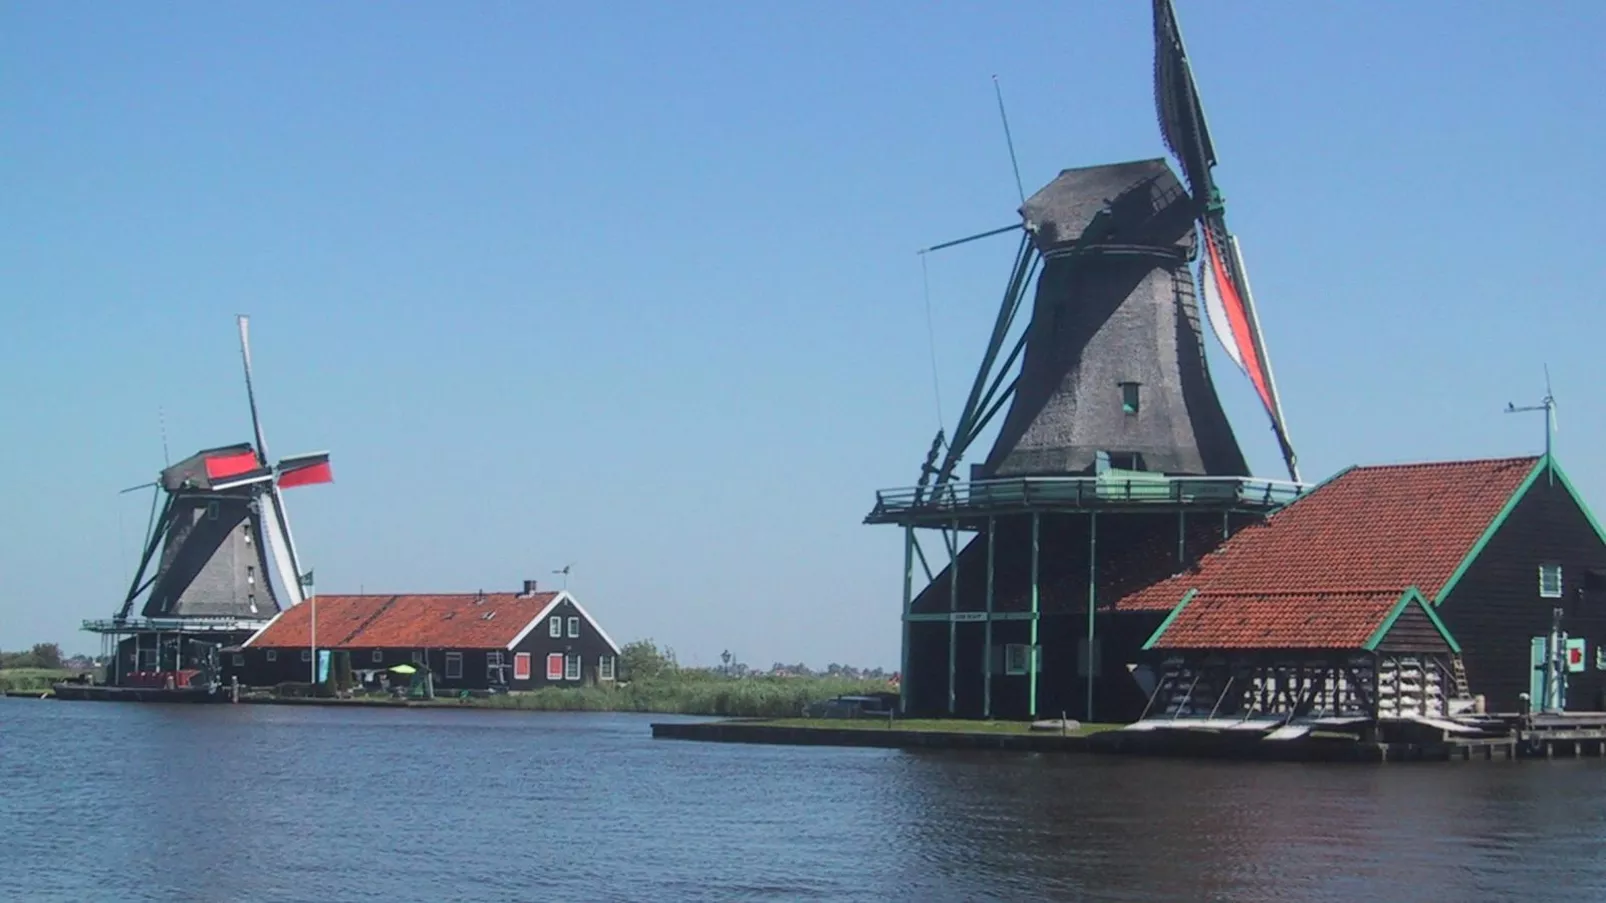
984, 516, 996, 719
901, 525, 914, 715
1029, 511, 1041, 719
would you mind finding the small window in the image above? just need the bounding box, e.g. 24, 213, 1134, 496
266, 649, 278, 662
565, 653, 581, 681
1004, 644, 1033, 676
549, 616, 563, 638
232, 654, 244, 667
1540, 563, 1564, 599
445, 652, 463, 679
1120, 381, 1140, 415
371, 650, 383, 663
487, 651, 504, 681
242, 523, 253, 544
246, 565, 255, 586
301, 649, 312, 662
567, 617, 580, 638
599, 655, 616, 682
514, 652, 532, 680
207, 501, 220, 520
487, 651, 503, 666
546, 653, 564, 680
411, 649, 425, 665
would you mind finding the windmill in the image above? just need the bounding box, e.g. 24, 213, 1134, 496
867, 0, 1305, 723
111, 316, 332, 626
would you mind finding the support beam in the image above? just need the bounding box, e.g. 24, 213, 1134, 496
984, 516, 996, 719
947, 519, 959, 715
1177, 509, 1186, 565
1029, 512, 1041, 718
901, 526, 913, 714
1087, 512, 1098, 722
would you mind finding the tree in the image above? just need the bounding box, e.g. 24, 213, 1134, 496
28, 643, 62, 670
619, 639, 675, 682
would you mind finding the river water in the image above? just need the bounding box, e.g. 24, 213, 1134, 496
3, 700, 1606, 902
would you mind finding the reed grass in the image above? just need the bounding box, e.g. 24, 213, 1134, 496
466, 675, 891, 717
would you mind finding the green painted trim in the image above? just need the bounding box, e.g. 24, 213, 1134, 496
1549, 457, 1606, 549
1434, 457, 1547, 606
1362, 587, 1461, 655
1141, 589, 1198, 651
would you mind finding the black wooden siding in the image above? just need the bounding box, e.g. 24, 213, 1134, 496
1373, 603, 1454, 655
905, 509, 1262, 722
1436, 470, 1606, 712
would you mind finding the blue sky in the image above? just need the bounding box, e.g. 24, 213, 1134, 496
3, 2, 1603, 667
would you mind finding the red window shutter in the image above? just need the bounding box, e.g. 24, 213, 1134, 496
514, 652, 531, 680
546, 653, 563, 680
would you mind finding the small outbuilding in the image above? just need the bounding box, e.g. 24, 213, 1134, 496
1119, 455, 1606, 715
230, 581, 621, 692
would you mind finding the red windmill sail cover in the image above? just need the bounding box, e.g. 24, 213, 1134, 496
1199, 227, 1273, 415
278, 453, 333, 489
204, 450, 261, 481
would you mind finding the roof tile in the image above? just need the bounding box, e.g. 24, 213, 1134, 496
1118, 456, 1539, 613
248, 592, 561, 650
1150, 590, 1405, 650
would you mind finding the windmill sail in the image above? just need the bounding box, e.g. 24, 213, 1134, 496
1153, 0, 1300, 482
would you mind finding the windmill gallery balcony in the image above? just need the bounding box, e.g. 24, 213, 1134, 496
865, 473, 1308, 529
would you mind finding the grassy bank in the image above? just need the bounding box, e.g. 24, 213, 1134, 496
0, 668, 77, 693
743, 718, 1121, 735
444, 676, 891, 717
255, 675, 893, 718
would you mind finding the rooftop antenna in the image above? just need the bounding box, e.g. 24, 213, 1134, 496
1505, 365, 1557, 483
553, 563, 573, 591
158, 406, 171, 466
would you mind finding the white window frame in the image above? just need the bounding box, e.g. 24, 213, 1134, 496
549, 616, 563, 638
567, 616, 580, 638
411, 649, 425, 665
546, 653, 564, 680
599, 654, 616, 682
565, 653, 581, 681
301, 649, 312, 663
266, 649, 278, 662
1541, 563, 1564, 599
1004, 644, 1032, 676
445, 651, 463, 679
371, 649, 383, 663
487, 651, 504, 681
514, 652, 531, 680
232, 653, 244, 667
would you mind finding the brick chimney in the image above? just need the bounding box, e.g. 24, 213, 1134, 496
520, 579, 539, 597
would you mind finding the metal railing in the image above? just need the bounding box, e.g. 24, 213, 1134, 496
868, 475, 1309, 520
82, 616, 273, 634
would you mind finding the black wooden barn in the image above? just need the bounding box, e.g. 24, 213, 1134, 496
231, 582, 622, 692
1122, 455, 1606, 717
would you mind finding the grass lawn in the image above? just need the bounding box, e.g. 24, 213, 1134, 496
746, 718, 1122, 736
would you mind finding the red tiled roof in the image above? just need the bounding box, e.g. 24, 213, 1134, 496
246, 592, 561, 650
1148, 590, 1407, 650
1118, 456, 1540, 613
